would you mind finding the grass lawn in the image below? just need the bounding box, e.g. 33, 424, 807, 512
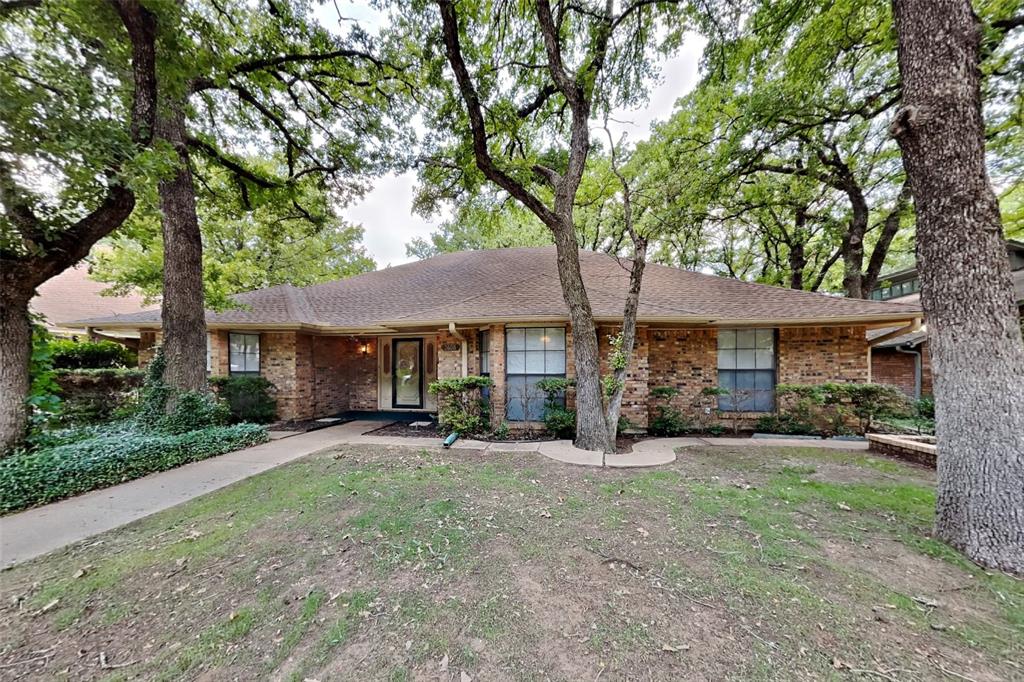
1, 443, 1021, 681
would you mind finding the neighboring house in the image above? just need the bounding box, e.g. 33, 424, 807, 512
30, 263, 154, 342
75, 247, 922, 430
868, 239, 1024, 399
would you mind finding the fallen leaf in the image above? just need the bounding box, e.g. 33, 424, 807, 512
439, 654, 449, 672
837, 502, 852, 511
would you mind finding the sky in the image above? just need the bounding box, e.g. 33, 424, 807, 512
315, 3, 707, 267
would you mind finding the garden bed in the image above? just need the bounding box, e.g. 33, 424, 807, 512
867, 433, 937, 467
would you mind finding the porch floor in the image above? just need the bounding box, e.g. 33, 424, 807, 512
335, 410, 435, 423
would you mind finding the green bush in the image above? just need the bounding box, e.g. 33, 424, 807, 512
0, 423, 267, 513
428, 375, 493, 435
534, 378, 576, 438
543, 407, 577, 439
52, 368, 145, 427
209, 375, 278, 424
25, 322, 62, 443
133, 347, 228, 433
915, 395, 935, 420
49, 339, 137, 369
769, 382, 911, 436
648, 386, 692, 436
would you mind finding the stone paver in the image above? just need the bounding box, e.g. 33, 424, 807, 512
0, 420, 870, 567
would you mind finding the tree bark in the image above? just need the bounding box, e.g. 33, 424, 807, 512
0, 284, 32, 453
435, 0, 620, 453
891, 0, 1024, 574
155, 102, 208, 395
0, 0, 156, 450
839, 178, 870, 298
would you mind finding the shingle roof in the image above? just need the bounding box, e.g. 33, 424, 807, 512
74, 246, 922, 330
31, 264, 155, 330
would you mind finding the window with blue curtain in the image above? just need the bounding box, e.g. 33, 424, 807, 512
717, 329, 775, 412
505, 327, 566, 421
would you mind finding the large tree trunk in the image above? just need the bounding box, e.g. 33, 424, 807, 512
891, 0, 1024, 573
839, 180, 870, 298
0, 283, 32, 453
156, 103, 208, 396
549, 224, 611, 453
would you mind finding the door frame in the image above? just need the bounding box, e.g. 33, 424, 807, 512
391, 338, 424, 409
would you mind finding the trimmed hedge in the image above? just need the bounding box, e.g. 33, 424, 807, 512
0, 423, 268, 514
49, 339, 137, 369
209, 375, 278, 424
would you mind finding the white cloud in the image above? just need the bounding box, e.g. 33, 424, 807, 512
343, 172, 442, 267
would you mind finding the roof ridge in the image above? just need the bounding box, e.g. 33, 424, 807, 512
281, 285, 319, 325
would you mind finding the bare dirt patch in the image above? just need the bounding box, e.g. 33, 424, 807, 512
0, 444, 1019, 681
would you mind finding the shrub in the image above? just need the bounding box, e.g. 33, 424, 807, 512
49, 339, 137, 369
771, 383, 911, 436
209, 375, 278, 424
543, 407, 577, 439
648, 386, 692, 436
134, 347, 228, 433
535, 378, 576, 438
0, 423, 268, 513
428, 375, 493, 435
25, 322, 62, 441
915, 395, 935, 420
53, 369, 145, 426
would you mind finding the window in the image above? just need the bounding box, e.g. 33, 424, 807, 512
206, 334, 212, 373
505, 326, 565, 421
872, 278, 920, 300
479, 330, 490, 376
229, 333, 260, 375
717, 329, 775, 412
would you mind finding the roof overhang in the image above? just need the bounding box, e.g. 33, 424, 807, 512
81, 311, 922, 335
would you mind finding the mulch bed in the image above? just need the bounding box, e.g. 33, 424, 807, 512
366, 421, 646, 453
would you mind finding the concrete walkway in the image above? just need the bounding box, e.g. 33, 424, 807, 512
0, 420, 867, 567
0, 422, 372, 567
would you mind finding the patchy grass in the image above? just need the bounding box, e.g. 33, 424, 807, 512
1, 443, 1020, 681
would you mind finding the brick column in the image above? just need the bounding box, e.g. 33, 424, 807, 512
488, 324, 506, 428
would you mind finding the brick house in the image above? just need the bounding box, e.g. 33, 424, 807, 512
867, 239, 1024, 399
77, 247, 922, 430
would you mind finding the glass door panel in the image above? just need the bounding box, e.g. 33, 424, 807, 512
392, 339, 423, 408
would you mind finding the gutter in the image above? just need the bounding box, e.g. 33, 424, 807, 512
448, 322, 468, 377
895, 345, 922, 399
869, 318, 923, 347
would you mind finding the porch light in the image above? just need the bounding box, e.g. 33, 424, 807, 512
359, 342, 370, 355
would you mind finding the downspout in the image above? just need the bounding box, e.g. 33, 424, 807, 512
895, 344, 922, 400
448, 322, 468, 377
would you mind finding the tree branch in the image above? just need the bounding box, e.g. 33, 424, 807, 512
435, 0, 560, 227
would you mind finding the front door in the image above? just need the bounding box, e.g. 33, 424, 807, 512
392, 338, 423, 408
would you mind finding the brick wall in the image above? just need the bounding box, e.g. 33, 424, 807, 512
343, 336, 378, 411
777, 325, 868, 384
209, 331, 229, 376
646, 325, 871, 428
598, 325, 650, 429
870, 340, 931, 399
871, 348, 917, 397
487, 324, 506, 428
647, 328, 719, 426
436, 329, 483, 380
262, 332, 302, 420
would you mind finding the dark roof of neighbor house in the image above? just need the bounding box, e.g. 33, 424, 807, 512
31, 263, 155, 330
73, 246, 922, 332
